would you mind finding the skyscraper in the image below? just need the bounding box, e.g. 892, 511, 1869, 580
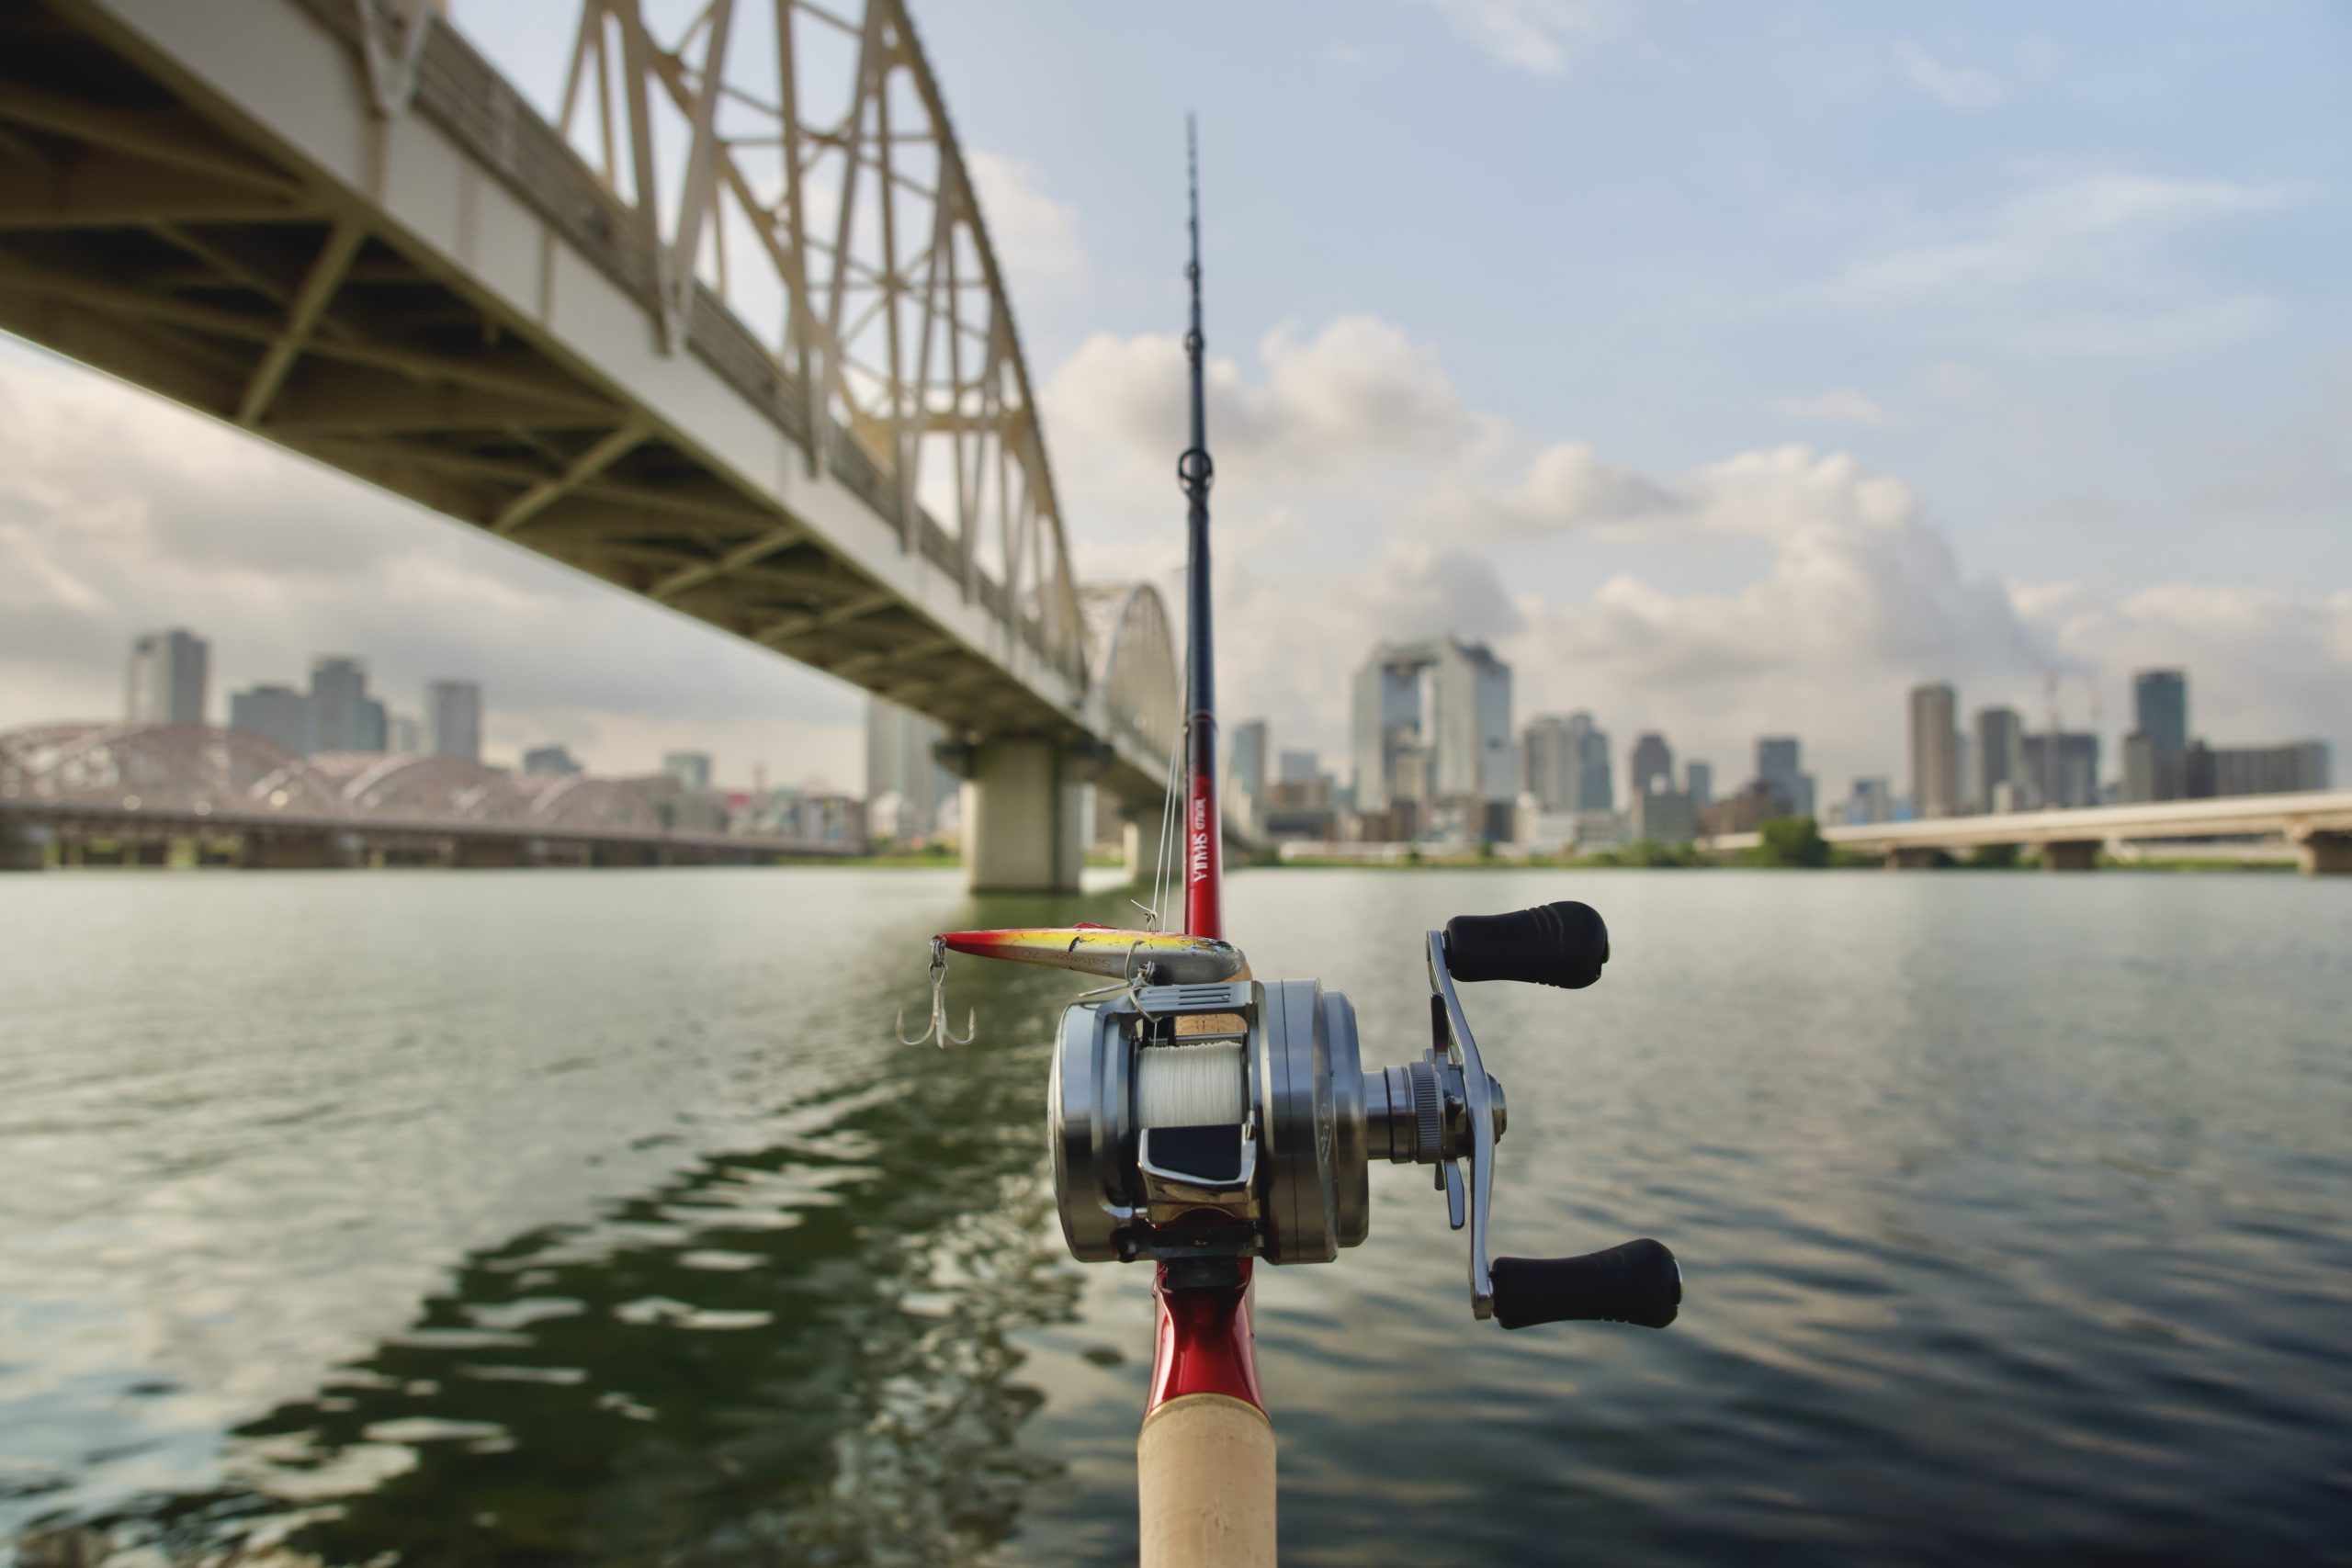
865, 696, 954, 838
1756, 737, 1815, 818
229, 683, 307, 755
1628, 733, 1674, 798
426, 680, 482, 761
1908, 682, 1960, 818
307, 656, 378, 752
1350, 637, 1513, 813
2023, 732, 2101, 809
125, 628, 209, 725
1278, 749, 1320, 784
1521, 713, 1610, 812
663, 751, 714, 792
2132, 670, 2188, 801
1227, 719, 1269, 830
1974, 705, 2024, 814
1685, 760, 1713, 807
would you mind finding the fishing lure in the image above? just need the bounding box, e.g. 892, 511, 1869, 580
939, 923, 1245, 985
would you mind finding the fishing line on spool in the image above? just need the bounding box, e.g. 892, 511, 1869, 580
1135, 1042, 1247, 1127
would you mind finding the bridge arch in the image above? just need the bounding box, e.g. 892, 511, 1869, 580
1, 723, 342, 815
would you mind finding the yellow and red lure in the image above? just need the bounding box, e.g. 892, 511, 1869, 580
939, 923, 1244, 985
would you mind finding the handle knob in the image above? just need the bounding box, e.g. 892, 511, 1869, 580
1442, 902, 1609, 990
1491, 1239, 1679, 1329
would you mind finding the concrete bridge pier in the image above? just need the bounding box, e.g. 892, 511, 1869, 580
0, 820, 48, 872
2041, 840, 2099, 872
2295, 831, 2352, 876
1884, 847, 1943, 870
959, 738, 1090, 895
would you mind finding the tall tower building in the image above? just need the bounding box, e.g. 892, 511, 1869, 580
1908, 682, 1960, 818
425, 680, 483, 761
1756, 736, 1814, 818
229, 683, 308, 755
1685, 760, 1713, 807
1628, 733, 1674, 798
1227, 719, 1269, 830
307, 656, 375, 752
2132, 670, 2188, 800
1350, 637, 1513, 814
125, 628, 209, 725
865, 696, 954, 838
1974, 705, 2023, 814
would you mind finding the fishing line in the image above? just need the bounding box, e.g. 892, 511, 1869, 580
1134, 1042, 1247, 1128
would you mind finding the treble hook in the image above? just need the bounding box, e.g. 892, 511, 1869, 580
897, 935, 977, 1048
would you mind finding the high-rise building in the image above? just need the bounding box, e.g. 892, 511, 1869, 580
2131, 670, 2188, 800
1846, 777, 1894, 825
1350, 637, 1513, 814
388, 712, 422, 753
1684, 760, 1713, 807
1974, 706, 2023, 815
1756, 737, 1814, 818
663, 750, 715, 792
1628, 733, 1674, 798
1908, 682, 1960, 818
523, 743, 584, 776
426, 680, 482, 761
2191, 739, 2330, 797
1521, 713, 1610, 813
1278, 749, 1320, 784
229, 683, 307, 755
865, 697, 954, 839
125, 628, 209, 725
307, 656, 379, 752
1630, 783, 1698, 846
1227, 719, 1269, 831
2023, 732, 2100, 809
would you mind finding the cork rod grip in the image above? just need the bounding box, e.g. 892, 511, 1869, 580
1137, 1393, 1276, 1567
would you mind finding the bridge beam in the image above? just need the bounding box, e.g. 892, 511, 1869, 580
960, 738, 1086, 895
2296, 831, 2352, 877
2041, 840, 2099, 872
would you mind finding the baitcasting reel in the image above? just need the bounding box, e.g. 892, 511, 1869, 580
1047, 901, 1681, 1329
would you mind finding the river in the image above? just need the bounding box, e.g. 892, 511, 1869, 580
3, 867, 2347, 1564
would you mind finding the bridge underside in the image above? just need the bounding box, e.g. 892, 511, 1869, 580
0, 0, 1180, 889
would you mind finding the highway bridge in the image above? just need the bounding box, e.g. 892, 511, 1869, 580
1702, 790, 2352, 875
0, 0, 1193, 890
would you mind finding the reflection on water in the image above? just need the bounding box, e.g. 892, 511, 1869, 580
6, 868, 2352, 1565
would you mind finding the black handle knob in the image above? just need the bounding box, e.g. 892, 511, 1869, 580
1492, 1239, 1679, 1329
1442, 902, 1609, 989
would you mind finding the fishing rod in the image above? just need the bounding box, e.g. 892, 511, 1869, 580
912, 122, 1681, 1568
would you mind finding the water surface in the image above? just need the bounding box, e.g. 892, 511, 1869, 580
4, 868, 2348, 1563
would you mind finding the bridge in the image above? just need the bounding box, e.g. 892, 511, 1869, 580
0, 0, 1193, 890
0, 721, 859, 868
1702, 790, 2352, 875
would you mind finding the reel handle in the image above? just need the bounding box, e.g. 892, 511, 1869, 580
1442, 902, 1609, 990
1491, 1239, 1680, 1329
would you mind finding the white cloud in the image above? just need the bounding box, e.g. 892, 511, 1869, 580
1418, 0, 1633, 75
964, 150, 1086, 284
1894, 41, 2005, 109
1769, 388, 1892, 426
1820, 173, 2289, 310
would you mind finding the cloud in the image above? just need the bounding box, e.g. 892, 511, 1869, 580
1443, 441, 1679, 534
1894, 41, 2004, 109
1043, 315, 1495, 564
0, 344, 864, 789
1819, 173, 2289, 310
964, 150, 1086, 285
1769, 388, 1892, 426
1416, 0, 1634, 75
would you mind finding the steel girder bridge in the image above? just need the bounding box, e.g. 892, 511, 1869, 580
0, 721, 854, 866
0, 0, 1193, 889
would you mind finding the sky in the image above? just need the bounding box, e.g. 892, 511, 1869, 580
4, 0, 2346, 797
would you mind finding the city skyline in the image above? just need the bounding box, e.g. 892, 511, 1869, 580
3, 6, 2347, 794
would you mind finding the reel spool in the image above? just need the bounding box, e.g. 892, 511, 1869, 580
1046, 901, 1682, 1328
